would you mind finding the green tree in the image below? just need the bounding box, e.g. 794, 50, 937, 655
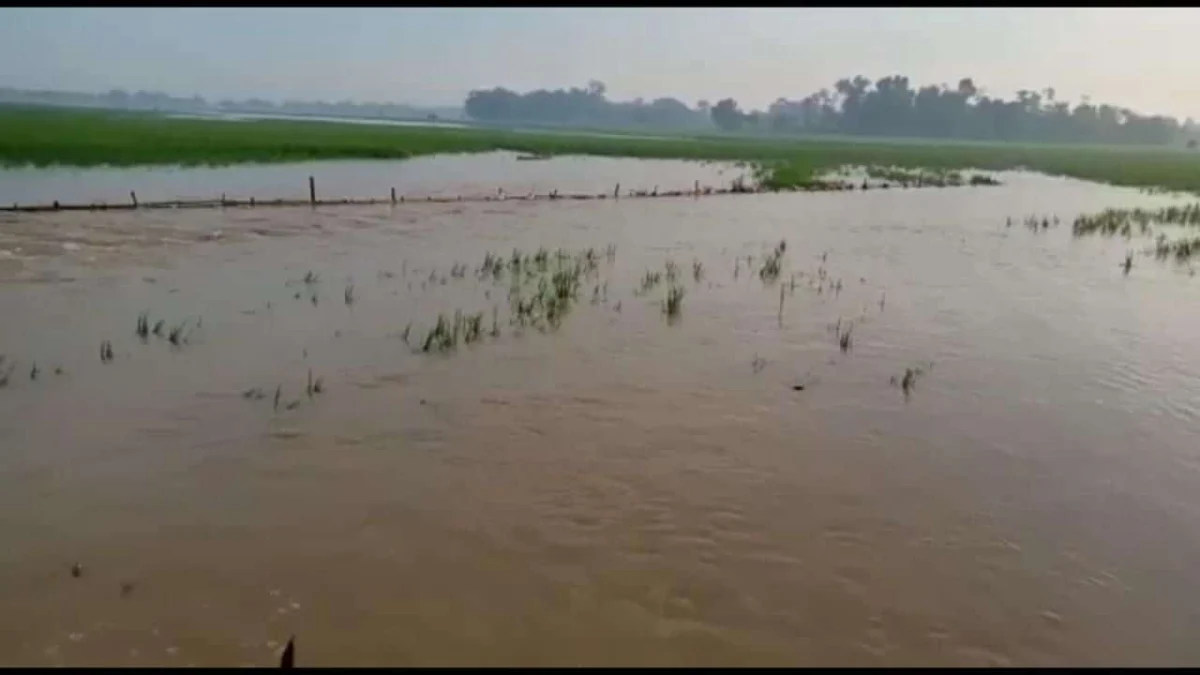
711, 98, 744, 131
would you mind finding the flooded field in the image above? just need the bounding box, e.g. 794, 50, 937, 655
0, 152, 743, 206
2, 163, 1200, 666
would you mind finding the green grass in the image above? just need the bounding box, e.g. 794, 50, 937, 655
2, 105, 1200, 194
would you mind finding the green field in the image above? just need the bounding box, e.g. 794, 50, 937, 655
2, 105, 1199, 194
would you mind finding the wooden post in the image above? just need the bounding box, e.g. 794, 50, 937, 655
250, 196, 255, 208
309, 176, 316, 206
221, 193, 227, 207
130, 191, 138, 208
53, 200, 60, 211
694, 180, 700, 197
390, 187, 396, 205
614, 183, 620, 199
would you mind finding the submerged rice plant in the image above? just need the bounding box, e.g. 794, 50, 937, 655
759, 240, 786, 283
664, 284, 685, 320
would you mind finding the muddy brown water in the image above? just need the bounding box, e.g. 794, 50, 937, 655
1, 166, 1200, 666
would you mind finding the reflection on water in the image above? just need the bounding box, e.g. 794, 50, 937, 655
2, 169, 1200, 666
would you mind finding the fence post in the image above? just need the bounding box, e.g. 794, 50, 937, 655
309, 176, 316, 206
390, 187, 396, 205
130, 191, 138, 208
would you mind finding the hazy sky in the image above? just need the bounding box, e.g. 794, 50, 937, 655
1, 8, 1197, 119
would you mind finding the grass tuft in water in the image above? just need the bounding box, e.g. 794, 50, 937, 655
664, 284, 685, 321
838, 322, 854, 353
760, 242, 785, 283
168, 321, 187, 347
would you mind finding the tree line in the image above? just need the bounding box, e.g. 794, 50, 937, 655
465, 75, 1196, 147
464, 81, 710, 131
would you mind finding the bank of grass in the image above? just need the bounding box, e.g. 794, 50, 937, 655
2, 105, 1199, 195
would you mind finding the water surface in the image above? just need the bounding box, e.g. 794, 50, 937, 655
1, 168, 1199, 666
0, 152, 741, 206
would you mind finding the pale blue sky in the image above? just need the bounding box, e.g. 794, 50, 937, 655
1, 8, 1197, 118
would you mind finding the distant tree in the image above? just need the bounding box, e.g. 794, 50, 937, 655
710, 98, 744, 131
460, 73, 1186, 146
105, 89, 130, 106
463, 82, 711, 130
957, 77, 977, 101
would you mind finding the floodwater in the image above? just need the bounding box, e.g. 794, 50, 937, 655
1, 161, 1200, 667
0, 152, 743, 207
